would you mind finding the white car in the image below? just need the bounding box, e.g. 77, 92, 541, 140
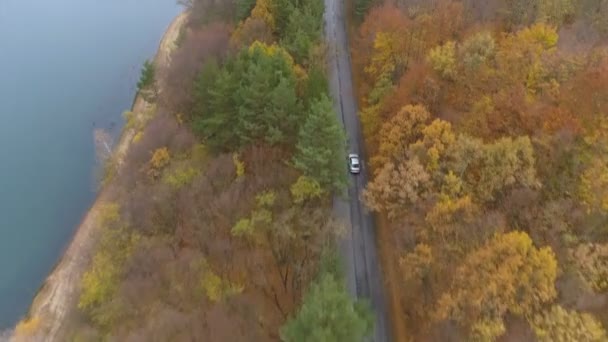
348, 153, 361, 174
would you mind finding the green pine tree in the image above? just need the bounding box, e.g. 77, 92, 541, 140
293, 94, 346, 192
280, 272, 374, 342
265, 76, 301, 145
193, 59, 220, 120
137, 59, 155, 91
195, 67, 239, 150
236, 0, 257, 21
304, 65, 329, 106
281, 3, 323, 64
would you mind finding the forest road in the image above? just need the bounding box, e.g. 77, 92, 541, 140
324, 0, 391, 341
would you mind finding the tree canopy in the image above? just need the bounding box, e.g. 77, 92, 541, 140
435, 231, 557, 341
293, 94, 346, 192
280, 273, 373, 342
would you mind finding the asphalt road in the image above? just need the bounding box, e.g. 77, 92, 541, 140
323, 0, 390, 341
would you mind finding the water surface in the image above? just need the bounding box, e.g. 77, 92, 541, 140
0, 0, 181, 328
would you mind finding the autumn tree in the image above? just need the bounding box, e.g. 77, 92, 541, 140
353, 4, 410, 91
427, 41, 457, 80
578, 118, 608, 213
446, 135, 539, 202
280, 272, 373, 342
291, 176, 324, 204
249, 0, 276, 30
570, 243, 608, 292
530, 305, 607, 342
373, 104, 431, 168
501, 0, 575, 27
459, 31, 495, 72
231, 187, 342, 318
410, 119, 456, 173
79, 203, 140, 328
230, 17, 274, 48
537, 0, 576, 26
162, 24, 230, 113
435, 231, 557, 341
359, 73, 394, 147
366, 30, 409, 85
363, 157, 431, 220
496, 23, 558, 93
293, 94, 346, 192
423, 193, 481, 252
399, 244, 445, 328
503, 0, 538, 27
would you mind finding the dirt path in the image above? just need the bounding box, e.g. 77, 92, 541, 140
12, 12, 188, 342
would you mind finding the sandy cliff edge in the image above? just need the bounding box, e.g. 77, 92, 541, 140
13, 12, 188, 342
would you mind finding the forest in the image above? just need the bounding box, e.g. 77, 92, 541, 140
12, 0, 375, 340
352, 0, 608, 341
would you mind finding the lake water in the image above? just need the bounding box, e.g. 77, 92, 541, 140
0, 0, 181, 329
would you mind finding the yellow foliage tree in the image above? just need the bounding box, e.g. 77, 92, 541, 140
198, 258, 243, 302
360, 103, 382, 148
518, 23, 559, 50
150, 147, 171, 170
163, 165, 199, 189
231, 190, 276, 238
470, 318, 506, 342
250, 0, 275, 31
496, 24, 558, 94
231, 17, 274, 48
435, 231, 557, 341
424, 194, 479, 249
79, 204, 140, 328
132, 131, 143, 143
373, 104, 430, 169
580, 159, 608, 212
427, 41, 457, 80
401, 244, 434, 282
579, 118, 608, 212
248, 40, 296, 67
530, 305, 607, 342
410, 119, 456, 172
291, 175, 325, 204
365, 31, 407, 83
233, 153, 246, 178
448, 135, 539, 202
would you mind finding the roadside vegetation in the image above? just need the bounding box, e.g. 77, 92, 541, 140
26, 0, 375, 340
352, 0, 608, 340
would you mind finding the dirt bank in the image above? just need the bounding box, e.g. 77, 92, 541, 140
12, 12, 188, 342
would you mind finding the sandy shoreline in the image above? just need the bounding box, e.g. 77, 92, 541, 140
12, 12, 188, 341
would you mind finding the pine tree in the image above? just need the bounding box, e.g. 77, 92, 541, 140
280, 273, 373, 342
236, 0, 257, 21
293, 94, 346, 192
195, 67, 238, 150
